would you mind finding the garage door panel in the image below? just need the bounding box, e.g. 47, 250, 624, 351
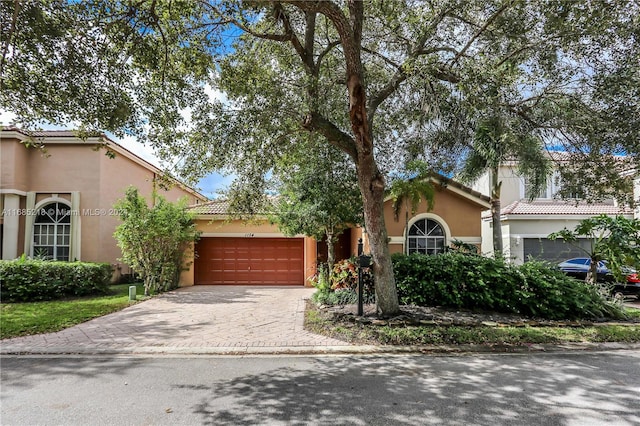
524, 238, 591, 262
195, 237, 304, 285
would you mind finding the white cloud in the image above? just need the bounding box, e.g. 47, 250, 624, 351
0, 110, 17, 125
106, 132, 162, 168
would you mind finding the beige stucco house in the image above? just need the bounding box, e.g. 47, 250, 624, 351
182, 175, 490, 287
0, 127, 207, 280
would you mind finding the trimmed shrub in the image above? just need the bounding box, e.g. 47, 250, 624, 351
0, 258, 113, 302
392, 253, 625, 320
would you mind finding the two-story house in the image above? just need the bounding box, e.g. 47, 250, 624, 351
472, 157, 635, 264
0, 127, 207, 280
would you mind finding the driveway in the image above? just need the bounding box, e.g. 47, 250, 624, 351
0, 286, 351, 355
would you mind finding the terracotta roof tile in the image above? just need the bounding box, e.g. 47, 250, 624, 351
483, 200, 633, 218
188, 200, 231, 215
2, 126, 102, 138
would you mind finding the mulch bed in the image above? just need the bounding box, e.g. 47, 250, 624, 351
320, 302, 640, 327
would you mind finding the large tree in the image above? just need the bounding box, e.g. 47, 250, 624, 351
2, 1, 639, 315
270, 140, 362, 270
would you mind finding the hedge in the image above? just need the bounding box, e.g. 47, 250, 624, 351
392, 253, 624, 320
0, 259, 113, 302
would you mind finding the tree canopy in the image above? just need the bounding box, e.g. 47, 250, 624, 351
2, 0, 639, 315
269, 140, 362, 269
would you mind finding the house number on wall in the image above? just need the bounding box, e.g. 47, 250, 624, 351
244, 233, 255, 237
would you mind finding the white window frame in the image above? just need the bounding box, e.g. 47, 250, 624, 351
405, 213, 450, 255
31, 201, 72, 261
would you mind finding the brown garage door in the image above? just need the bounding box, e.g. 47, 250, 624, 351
195, 237, 304, 285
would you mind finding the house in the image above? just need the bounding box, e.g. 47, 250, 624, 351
471, 158, 635, 264
0, 127, 207, 280
181, 174, 490, 286
1, 127, 489, 287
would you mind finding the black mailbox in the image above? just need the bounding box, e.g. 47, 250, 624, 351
358, 254, 372, 268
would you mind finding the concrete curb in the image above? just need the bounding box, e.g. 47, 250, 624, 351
2, 342, 640, 357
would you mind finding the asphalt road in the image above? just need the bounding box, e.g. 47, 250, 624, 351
1, 351, 639, 425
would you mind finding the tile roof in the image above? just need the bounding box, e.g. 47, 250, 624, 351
2, 126, 102, 138
483, 200, 633, 218
188, 200, 231, 215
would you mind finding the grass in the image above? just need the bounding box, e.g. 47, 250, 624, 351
0, 284, 145, 340
305, 302, 640, 346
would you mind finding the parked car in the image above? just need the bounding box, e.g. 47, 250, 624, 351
557, 258, 640, 296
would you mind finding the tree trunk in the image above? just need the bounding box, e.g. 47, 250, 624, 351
491, 168, 503, 257
358, 173, 398, 316
326, 232, 335, 272
347, 70, 399, 316
587, 259, 598, 285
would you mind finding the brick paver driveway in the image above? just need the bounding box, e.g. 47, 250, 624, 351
0, 286, 350, 354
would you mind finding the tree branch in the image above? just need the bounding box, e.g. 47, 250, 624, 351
451, 0, 514, 65
367, 10, 452, 122
0, 0, 21, 77
302, 112, 358, 160
272, 3, 308, 68
283, 0, 362, 77
315, 40, 341, 70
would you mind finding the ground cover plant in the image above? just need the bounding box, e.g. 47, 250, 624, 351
307, 252, 639, 346
0, 284, 144, 339
311, 258, 375, 306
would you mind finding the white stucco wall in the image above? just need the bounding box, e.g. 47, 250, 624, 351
635, 176, 639, 219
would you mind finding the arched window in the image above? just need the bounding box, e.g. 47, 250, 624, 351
33, 202, 71, 261
407, 218, 446, 255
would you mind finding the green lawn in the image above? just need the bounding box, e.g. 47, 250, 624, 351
0, 284, 145, 340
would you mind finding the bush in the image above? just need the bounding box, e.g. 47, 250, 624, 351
515, 261, 624, 320
311, 258, 375, 306
0, 258, 113, 302
392, 253, 625, 320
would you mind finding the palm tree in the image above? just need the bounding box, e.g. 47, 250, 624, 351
458, 115, 550, 256
388, 161, 435, 252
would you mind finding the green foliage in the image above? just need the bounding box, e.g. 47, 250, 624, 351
5, 1, 639, 315
392, 253, 625, 320
548, 215, 640, 283
311, 258, 375, 306
113, 187, 199, 296
388, 160, 435, 223
448, 239, 479, 255
269, 142, 362, 268
0, 259, 112, 302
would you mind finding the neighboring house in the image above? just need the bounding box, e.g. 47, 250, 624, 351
471, 158, 635, 264
0, 127, 207, 280
182, 175, 490, 286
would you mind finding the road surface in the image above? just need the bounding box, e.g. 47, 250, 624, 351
2, 351, 639, 425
